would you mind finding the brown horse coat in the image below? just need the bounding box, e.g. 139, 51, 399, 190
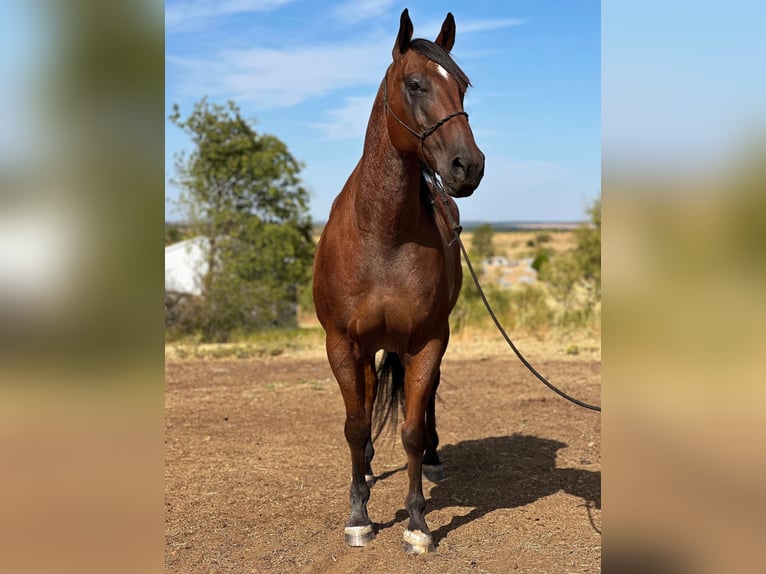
312, 9, 484, 553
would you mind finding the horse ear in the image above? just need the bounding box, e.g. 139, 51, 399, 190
393, 8, 413, 59
435, 12, 456, 52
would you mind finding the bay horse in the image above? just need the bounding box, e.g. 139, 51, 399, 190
312, 9, 484, 554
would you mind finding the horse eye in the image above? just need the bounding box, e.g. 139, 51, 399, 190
407, 81, 421, 93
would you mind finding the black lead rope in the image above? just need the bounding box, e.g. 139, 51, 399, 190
380, 67, 600, 412
427, 171, 602, 413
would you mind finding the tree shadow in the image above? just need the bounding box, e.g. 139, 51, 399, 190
420, 434, 599, 544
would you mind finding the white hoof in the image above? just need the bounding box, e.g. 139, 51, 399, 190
402, 529, 434, 554
344, 524, 375, 547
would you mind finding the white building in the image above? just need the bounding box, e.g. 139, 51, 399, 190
482, 255, 511, 267
164, 236, 210, 296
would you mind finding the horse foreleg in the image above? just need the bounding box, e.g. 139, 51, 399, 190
326, 334, 376, 547
400, 340, 443, 554
343, 407, 375, 547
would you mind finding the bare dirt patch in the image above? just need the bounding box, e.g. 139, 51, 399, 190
166, 350, 600, 573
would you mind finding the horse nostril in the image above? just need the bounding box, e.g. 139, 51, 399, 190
451, 156, 466, 178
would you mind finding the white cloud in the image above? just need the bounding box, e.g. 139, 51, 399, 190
167, 37, 391, 108
415, 17, 528, 39
333, 0, 398, 24
331, 3, 527, 34
459, 18, 527, 33
166, 0, 293, 31
166, 2, 528, 108
311, 95, 376, 140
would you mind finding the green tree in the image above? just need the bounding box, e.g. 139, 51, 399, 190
169, 99, 314, 340
471, 223, 496, 260
165, 221, 193, 246
538, 198, 601, 325
571, 198, 601, 296
165, 222, 182, 246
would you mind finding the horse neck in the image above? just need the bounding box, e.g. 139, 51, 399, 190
352, 89, 426, 239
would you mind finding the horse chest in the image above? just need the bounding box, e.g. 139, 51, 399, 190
366, 247, 446, 302
345, 256, 448, 347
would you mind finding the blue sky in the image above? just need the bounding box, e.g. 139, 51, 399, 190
602, 1, 766, 172
165, 1, 600, 223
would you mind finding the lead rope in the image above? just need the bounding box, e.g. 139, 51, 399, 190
426, 171, 602, 412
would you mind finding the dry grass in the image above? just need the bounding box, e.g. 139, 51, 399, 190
167, 230, 600, 363
165, 326, 600, 365
463, 229, 575, 261
447, 327, 600, 363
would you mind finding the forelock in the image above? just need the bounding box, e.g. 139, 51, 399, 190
409, 39, 471, 89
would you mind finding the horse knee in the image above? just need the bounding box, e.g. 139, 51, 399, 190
401, 424, 425, 456
345, 415, 370, 445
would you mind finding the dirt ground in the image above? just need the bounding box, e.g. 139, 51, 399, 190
165, 347, 601, 573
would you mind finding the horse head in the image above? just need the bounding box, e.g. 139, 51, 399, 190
384, 9, 485, 198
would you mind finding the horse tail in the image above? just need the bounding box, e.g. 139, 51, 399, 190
372, 352, 405, 443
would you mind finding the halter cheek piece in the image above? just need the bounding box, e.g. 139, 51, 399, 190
382, 69, 467, 246
382, 69, 469, 169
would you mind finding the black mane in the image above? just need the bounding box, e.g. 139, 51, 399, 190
410, 38, 471, 89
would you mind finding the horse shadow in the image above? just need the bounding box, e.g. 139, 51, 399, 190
375, 434, 600, 544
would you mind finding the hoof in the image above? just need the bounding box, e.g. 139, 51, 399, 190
422, 464, 445, 483
344, 524, 375, 547
365, 474, 375, 487
402, 529, 434, 554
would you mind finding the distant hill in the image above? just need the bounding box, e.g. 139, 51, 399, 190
459, 221, 585, 231
311, 220, 584, 233
171, 220, 587, 239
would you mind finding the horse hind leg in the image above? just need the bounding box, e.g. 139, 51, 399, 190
364, 358, 378, 487
422, 371, 445, 483
364, 439, 375, 487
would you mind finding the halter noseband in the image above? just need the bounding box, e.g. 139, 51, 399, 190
382, 68, 469, 168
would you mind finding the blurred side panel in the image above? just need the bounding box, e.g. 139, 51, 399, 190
0, 1, 164, 573
603, 2, 766, 573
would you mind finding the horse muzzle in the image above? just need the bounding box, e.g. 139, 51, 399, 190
441, 148, 485, 197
